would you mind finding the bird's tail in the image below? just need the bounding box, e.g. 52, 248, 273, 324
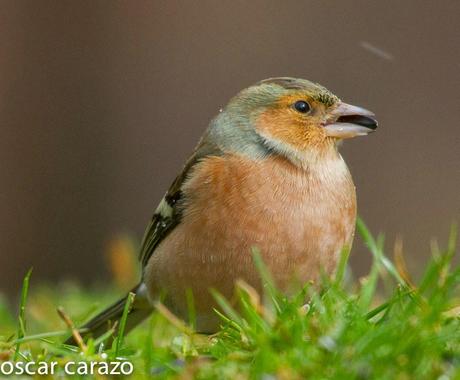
64, 283, 153, 345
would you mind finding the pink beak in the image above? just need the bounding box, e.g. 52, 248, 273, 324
323, 102, 378, 139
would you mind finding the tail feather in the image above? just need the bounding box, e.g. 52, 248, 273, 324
64, 283, 153, 345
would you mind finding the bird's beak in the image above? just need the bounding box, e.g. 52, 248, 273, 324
323, 102, 378, 139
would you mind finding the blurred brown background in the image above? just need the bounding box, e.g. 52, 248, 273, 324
1, 1, 459, 295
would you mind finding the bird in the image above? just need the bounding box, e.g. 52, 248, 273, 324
66, 77, 377, 343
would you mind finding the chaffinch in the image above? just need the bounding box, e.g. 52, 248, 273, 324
68, 77, 377, 342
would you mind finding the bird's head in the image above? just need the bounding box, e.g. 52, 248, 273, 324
212, 77, 377, 167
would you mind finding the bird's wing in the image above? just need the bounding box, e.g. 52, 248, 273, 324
138, 141, 222, 269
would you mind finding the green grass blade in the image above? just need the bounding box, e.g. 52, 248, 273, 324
111, 291, 135, 359
186, 288, 197, 330
334, 246, 351, 285
14, 268, 32, 361
359, 258, 380, 311
357, 217, 407, 285
211, 289, 243, 326
446, 222, 458, 260
251, 248, 281, 313
13, 330, 70, 344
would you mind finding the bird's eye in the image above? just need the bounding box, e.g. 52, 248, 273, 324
293, 100, 311, 114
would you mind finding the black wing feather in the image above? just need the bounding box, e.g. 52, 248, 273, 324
138, 141, 223, 269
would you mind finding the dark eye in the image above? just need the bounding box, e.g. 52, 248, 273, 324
293, 100, 311, 114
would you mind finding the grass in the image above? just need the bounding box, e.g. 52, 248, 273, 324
0, 219, 459, 379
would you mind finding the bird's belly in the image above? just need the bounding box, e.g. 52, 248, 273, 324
144, 155, 356, 331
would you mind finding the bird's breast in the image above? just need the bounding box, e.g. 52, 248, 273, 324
144, 153, 356, 331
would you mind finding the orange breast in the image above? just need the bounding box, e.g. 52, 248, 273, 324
144, 153, 356, 332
